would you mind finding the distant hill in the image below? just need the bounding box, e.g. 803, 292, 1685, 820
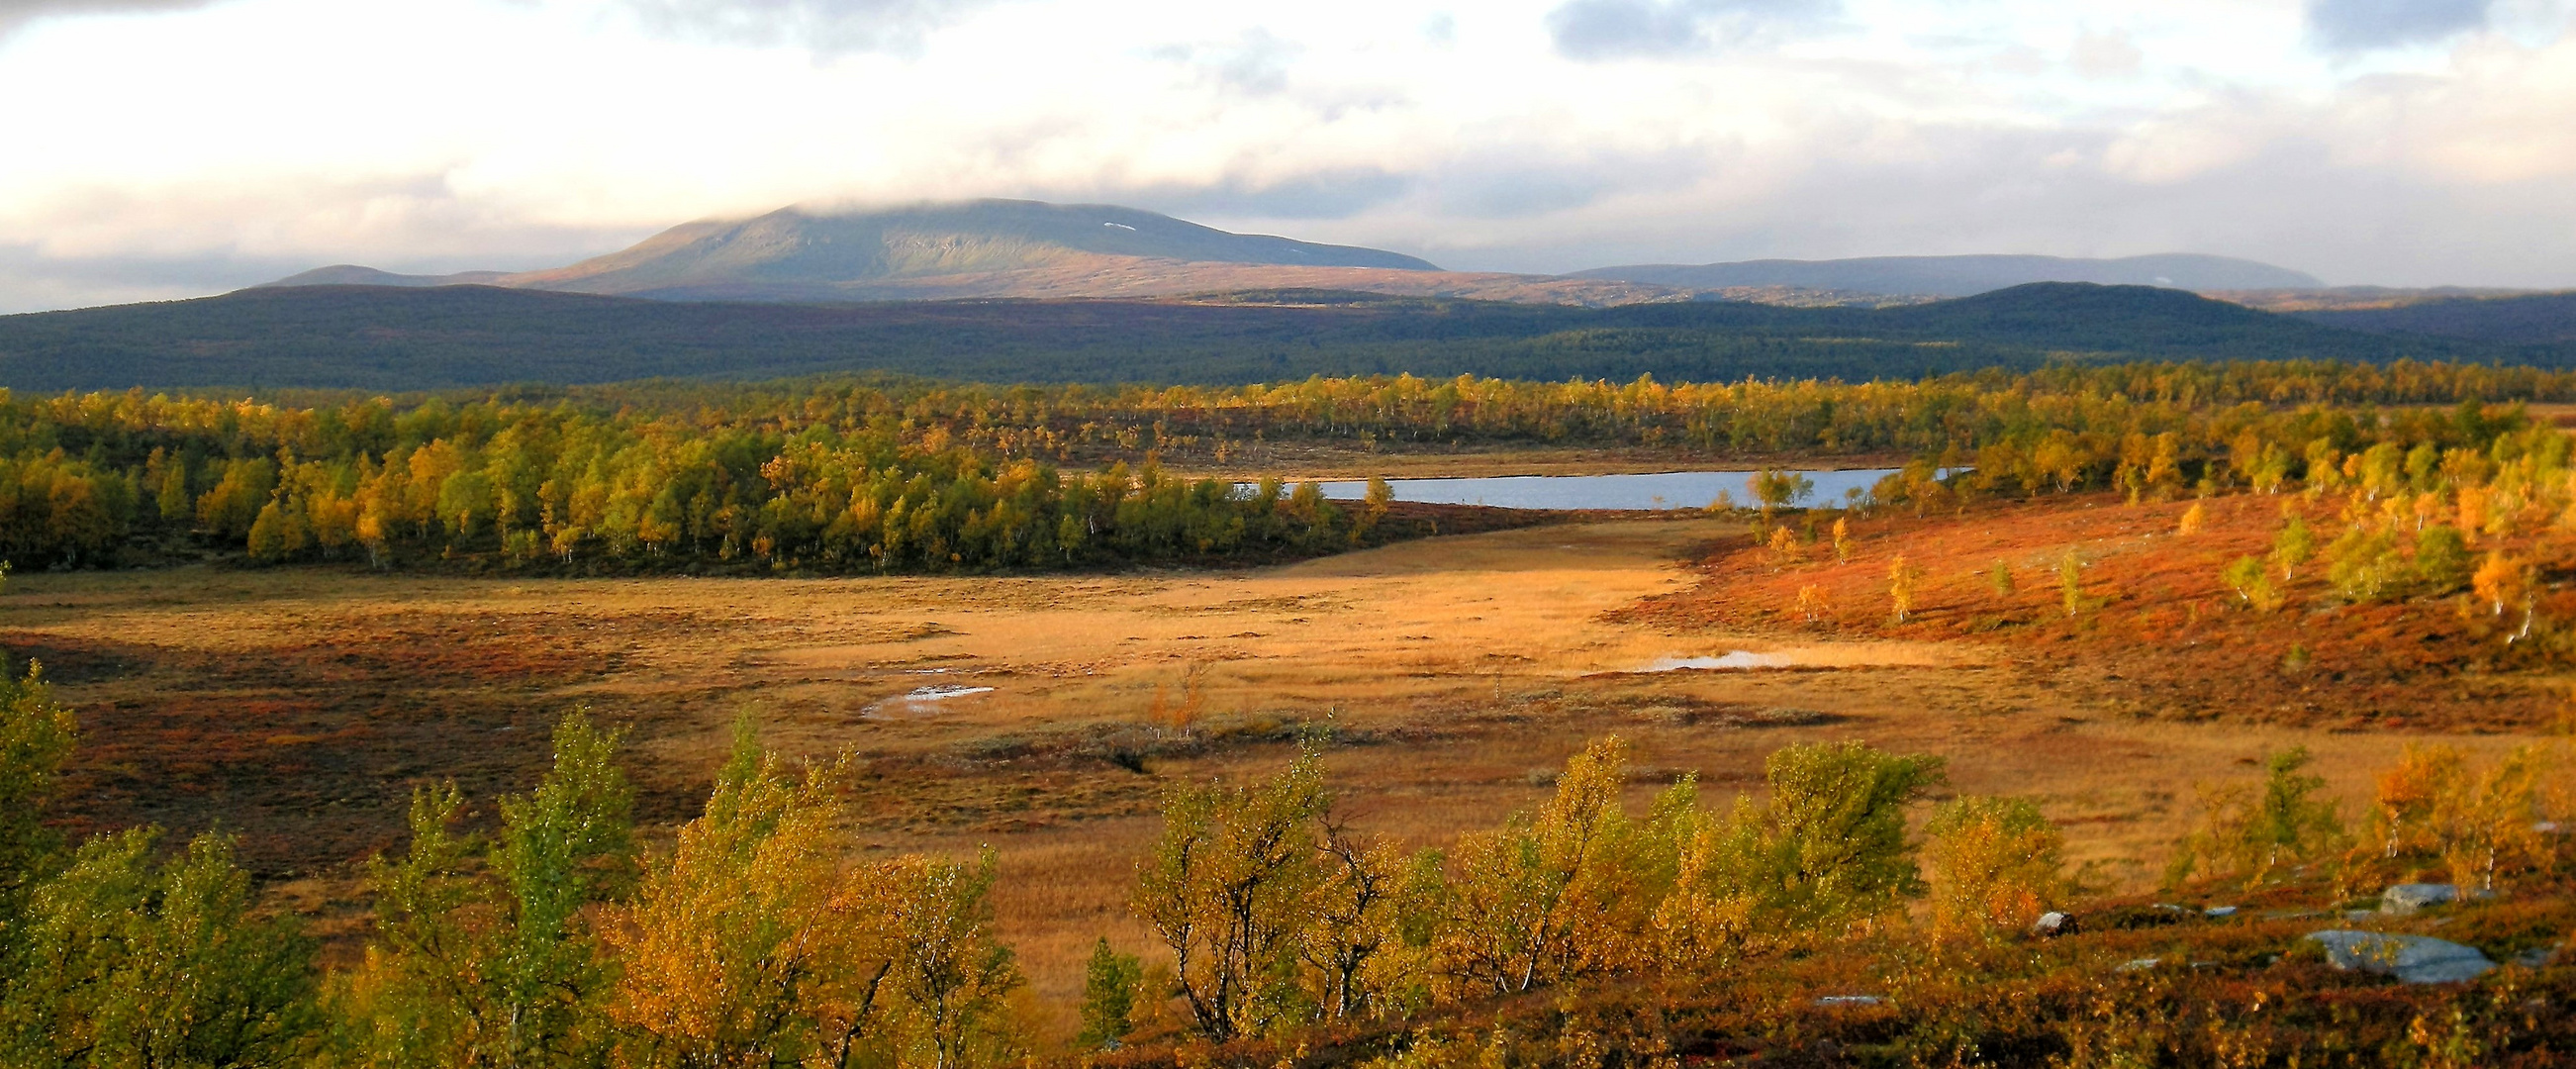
510, 199, 1438, 291
248, 202, 2339, 310
2290, 291, 2576, 345
1876, 281, 2340, 348
1568, 253, 2323, 297
258, 265, 513, 288
0, 282, 2541, 394
252, 200, 1685, 307
2211, 286, 2538, 313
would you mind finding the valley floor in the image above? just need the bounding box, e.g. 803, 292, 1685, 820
0, 506, 2559, 1035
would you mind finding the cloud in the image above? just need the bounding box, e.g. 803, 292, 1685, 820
1134, 169, 1414, 221
9, 0, 2576, 310
1148, 28, 1302, 96
0, 0, 212, 37
2306, 0, 2495, 51
1545, 0, 1836, 61
0, 0, 1004, 53
0, 243, 310, 313
2069, 29, 2142, 78
608, 0, 996, 54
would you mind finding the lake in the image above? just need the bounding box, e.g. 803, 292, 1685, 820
1280, 468, 1911, 512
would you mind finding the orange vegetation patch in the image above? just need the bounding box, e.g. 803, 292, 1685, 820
1622, 492, 2576, 730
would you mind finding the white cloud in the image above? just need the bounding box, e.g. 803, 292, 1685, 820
0, 0, 211, 37
0, 0, 2573, 309
1544, 0, 1839, 60
2069, 28, 2143, 79
606, 0, 1000, 53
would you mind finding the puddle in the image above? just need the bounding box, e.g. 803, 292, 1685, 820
864, 684, 997, 719
1639, 651, 1790, 672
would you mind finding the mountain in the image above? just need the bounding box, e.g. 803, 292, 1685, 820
252, 202, 2342, 309
255, 200, 1693, 307
2288, 291, 2576, 345
1567, 253, 2323, 297
3, 281, 2540, 395
508, 199, 1436, 293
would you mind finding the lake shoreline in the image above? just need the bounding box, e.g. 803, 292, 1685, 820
1160, 443, 1916, 482
1239, 467, 1917, 512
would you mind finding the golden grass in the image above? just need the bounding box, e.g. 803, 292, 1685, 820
0, 514, 2558, 1037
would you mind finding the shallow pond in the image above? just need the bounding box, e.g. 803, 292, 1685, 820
1293, 468, 1908, 512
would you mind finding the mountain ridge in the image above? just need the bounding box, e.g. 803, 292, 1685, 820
259, 200, 1696, 307
1566, 253, 2323, 296
252, 200, 2334, 309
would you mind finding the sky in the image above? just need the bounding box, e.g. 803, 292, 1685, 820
0, 0, 2572, 311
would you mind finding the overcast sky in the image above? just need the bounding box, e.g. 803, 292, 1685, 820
1, 0, 2571, 311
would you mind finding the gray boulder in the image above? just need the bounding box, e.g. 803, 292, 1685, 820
2380, 883, 2460, 915
2305, 930, 2495, 984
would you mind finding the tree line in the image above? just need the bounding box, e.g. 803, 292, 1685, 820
0, 391, 1380, 572
0, 359, 2570, 570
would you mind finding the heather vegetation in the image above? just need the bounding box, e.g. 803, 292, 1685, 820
8, 668, 2576, 1066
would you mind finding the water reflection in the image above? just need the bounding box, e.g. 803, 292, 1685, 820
1276, 468, 1910, 512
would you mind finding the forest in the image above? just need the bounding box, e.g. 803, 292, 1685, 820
0, 358, 2570, 572
2, 281, 2565, 394
2298, 291, 2576, 345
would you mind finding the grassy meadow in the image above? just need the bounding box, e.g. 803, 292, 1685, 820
7, 497, 2561, 1038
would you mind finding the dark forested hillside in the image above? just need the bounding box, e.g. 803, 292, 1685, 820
0, 282, 2550, 393
2294, 290, 2576, 344
1568, 252, 2323, 296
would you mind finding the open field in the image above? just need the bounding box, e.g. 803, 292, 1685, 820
5, 499, 2565, 1037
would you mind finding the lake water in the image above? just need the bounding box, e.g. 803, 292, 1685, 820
1286, 468, 1908, 512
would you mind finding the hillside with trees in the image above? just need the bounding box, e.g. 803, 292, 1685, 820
2295, 291, 2576, 345
1, 283, 2558, 394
